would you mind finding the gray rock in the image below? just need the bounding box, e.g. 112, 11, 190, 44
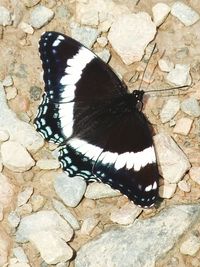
7, 211, 20, 228
13, 247, 29, 263
171, 1, 200, 26
1, 141, 35, 172
96, 49, 110, 63
181, 97, 200, 117
0, 6, 12, 26
75, 204, 200, 267
30, 5, 54, 29
71, 23, 99, 48
166, 64, 191, 86
160, 98, 180, 123
29, 86, 42, 101
154, 133, 190, 183
52, 199, 80, 230
85, 182, 121, 199
54, 173, 86, 207
108, 12, 156, 64
0, 83, 44, 152
56, 5, 70, 19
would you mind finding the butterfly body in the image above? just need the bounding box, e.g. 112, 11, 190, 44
34, 31, 159, 208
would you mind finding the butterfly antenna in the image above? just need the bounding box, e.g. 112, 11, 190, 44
145, 84, 190, 94
138, 43, 157, 91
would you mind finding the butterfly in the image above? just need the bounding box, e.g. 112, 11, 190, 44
34, 31, 159, 208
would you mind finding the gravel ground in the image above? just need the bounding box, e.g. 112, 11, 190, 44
0, 1, 200, 267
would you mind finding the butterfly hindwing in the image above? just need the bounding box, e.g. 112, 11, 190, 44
35, 31, 159, 207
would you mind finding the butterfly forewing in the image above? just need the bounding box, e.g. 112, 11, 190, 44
34, 31, 159, 208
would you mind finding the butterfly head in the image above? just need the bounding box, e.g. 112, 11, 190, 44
131, 90, 145, 111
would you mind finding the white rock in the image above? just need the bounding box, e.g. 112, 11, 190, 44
3, 75, 13, 87
0, 129, 9, 141
30, 5, 54, 29
154, 133, 191, 183
108, 12, 156, 64
30, 194, 45, 212
1, 141, 35, 172
167, 64, 191, 86
0, 83, 44, 152
52, 199, 80, 230
189, 167, 200, 185
0, 6, 12, 26
85, 182, 121, 199
159, 183, 177, 199
36, 159, 60, 170
17, 187, 34, 207
16, 210, 73, 243
171, 2, 200, 26
160, 98, 180, 123
173, 117, 193, 135
13, 247, 29, 263
19, 22, 34, 34
81, 217, 99, 235
7, 211, 20, 228
158, 58, 174, 72
16, 203, 33, 216
0, 173, 14, 207
29, 231, 73, 264
178, 180, 191, 193
110, 203, 142, 225
180, 235, 200, 256
97, 36, 108, 47
54, 173, 86, 207
152, 3, 171, 27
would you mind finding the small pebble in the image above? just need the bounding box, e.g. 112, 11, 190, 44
85, 182, 121, 199
159, 183, 177, 199
175, 47, 189, 59
19, 22, 34, 34
152, 3, 170, 27
23, 0, 41, 8
97, 36, 108, 47
36, 159, 60, 170
29, 5, 54, 29
0, 129, 9, 141
29, 86, 42, 101
110, 203, 142, 225
173, 117, 193, 135
17, 187, 34, 207
13, 247, 29, 263
160, 98, 180, 123
98, 20, 111, 32
56, 262, 69, 267
80, 217, 99, 235
71, 23, 99, 48
0, 6, 12, 26
5, 87, 17, 100
167, 64, 191, 86
178, 180, 191, 192
31, 194, 45, 212
189, 167, 200, 185
171, 2, 200, 26
8, 211, 20, 228
180, 235, 200, 256
52, 199, 80, 230
16, 203, 33, 216
158, 58, 174, 72
3, 75, 13, 87
181, 97, 200, 117
54, 173, 87, 207
96, 49, 110, 63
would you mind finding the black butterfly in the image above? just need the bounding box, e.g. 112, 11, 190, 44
34, 31, 159, 208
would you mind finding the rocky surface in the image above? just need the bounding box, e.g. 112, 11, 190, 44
0, 1, 200, 266
75, 205, 200, 267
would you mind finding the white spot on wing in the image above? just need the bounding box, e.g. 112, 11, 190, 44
145, 184, 152, 192
52, 39, 61, 47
